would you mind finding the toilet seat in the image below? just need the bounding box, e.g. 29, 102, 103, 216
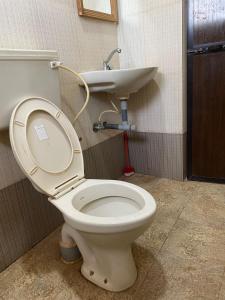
10, 97, 84, 197
52, 179, 156, 233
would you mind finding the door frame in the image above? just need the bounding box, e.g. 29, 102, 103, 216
187, 0, 194, 181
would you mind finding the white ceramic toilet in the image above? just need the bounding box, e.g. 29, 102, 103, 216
1, 49, 156, 292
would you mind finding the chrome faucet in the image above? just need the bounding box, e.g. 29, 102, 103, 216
103, 48, 122, 70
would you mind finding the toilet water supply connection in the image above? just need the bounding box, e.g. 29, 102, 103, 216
98, 100, 119, 122
50, 61, 90, 124
50, 61, 135, 176
51, 61, 119, 124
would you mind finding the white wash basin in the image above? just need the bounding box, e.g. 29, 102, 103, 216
80, 67, 157, 98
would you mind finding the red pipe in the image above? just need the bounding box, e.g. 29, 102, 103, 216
123, 131, 135, 176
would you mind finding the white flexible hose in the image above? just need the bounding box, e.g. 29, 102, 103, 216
98, 100, 119, 122
57, 65, 90, 124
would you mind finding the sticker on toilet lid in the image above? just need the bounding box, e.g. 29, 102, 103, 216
34, 124, 49, 141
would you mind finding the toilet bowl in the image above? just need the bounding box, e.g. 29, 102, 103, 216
53, 179, 156, 291
9, 97, 156, 292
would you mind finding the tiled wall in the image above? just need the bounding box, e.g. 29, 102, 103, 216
0, 0, 120, 150
128, 131, 186, 180
0, 0, 122, 188
118, 0, 186, 179
0, 0, 124, 270
118, 0, 186, 134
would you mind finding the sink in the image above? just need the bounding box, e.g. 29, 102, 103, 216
80, 67, 157, 98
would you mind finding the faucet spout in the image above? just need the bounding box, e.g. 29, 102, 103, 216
103, 48, 122, 70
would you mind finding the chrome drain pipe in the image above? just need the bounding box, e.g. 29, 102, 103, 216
93, 99, 135, 132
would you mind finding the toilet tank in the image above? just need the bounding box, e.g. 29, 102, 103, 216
0, 49, 61, 129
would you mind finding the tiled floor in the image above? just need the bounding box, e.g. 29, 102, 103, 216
1, 174, 225, 299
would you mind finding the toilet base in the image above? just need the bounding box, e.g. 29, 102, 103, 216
59, 240, 82, 264
61, 222, 138, 292
80, 246, 137, 292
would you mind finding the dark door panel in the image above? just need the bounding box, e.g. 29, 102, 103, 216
188, 0, 225, 48
191, 51, 225, 179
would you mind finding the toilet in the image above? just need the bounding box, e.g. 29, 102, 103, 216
9, 96, 156, 291
1, 49, 156, 292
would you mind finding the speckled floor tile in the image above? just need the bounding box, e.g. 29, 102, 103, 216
136, 250, 224, 300
161, 218, 225, 264
1, 174, 225, 300
180, 186, 225, 230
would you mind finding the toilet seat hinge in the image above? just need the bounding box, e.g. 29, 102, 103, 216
52, 178, 86, 200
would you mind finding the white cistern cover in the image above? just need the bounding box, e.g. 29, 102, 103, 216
10, 97, 84, 197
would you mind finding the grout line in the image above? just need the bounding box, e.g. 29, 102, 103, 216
133, 205, 186, 298
216, 266, 225, 300
157, 205, 185, 255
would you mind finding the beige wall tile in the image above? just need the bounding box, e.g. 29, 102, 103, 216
118, 0, 186, 134
0, 0, 121, 187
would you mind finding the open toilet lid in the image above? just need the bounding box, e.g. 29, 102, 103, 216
10, 97, 84, 197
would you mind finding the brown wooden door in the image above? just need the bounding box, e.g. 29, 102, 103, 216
191, 51, 225, 179
188, 0, 225, 181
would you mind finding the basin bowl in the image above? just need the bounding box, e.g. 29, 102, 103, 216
80, 67, 157, 98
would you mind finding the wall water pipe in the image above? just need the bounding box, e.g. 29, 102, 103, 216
94, 98, 135, 176
93, 99, 135, 132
